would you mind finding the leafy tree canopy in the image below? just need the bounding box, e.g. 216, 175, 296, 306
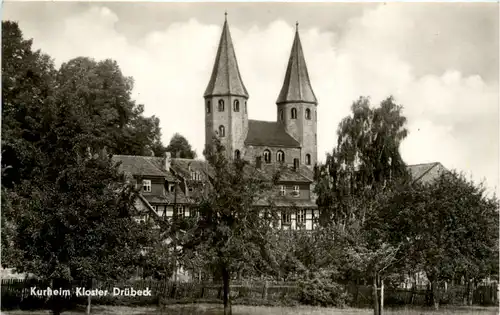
166, 133, 197, 159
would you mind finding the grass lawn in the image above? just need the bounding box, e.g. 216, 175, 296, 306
2, 305, 499, 315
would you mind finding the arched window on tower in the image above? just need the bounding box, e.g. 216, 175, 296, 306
277, 150, 285, 163
234, 150, 240, 159
263, 150, 271, 163
233, 100, 240, 112
291, 108, 297, 119
245, 101, 247, 114
305, 108, 311, 120
218, 99, 225, 112
305, 154, 311, 165
279, 109, 284, 121
218, 125, 225, 137
206, 101, 211, 114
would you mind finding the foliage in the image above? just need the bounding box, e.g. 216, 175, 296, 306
1, 21, 162, 313
55, 56, 166, 157
367, 171, 499, 308
297, 271, 352, 307
180, 136, 278, 314
314, 96, 409, 226
166, 133, 197, 159
3, 153, 152, 281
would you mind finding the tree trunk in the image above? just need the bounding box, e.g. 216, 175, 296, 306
222, 267, 232, 315
430, 280, 440, 310
372, 272, 379, 315
86, 278, 92, 315
467, 278, 475, 306
51, 278, 67, 315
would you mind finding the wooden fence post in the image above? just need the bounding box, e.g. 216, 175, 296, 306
262, 281, 268, 300
380, 279, 384, 315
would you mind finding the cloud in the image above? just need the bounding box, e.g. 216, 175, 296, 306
11, 4, 499, 194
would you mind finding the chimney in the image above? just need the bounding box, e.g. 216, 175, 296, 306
293, 158, 299, 172
256, 156, 262, 169
165, 152, 171, 172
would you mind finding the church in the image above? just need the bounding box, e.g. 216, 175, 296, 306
112, 16, 447, 232
204, 15, 318, 170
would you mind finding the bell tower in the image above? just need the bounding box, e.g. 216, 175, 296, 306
204, 13, 249, 160
276, 22, 318, 167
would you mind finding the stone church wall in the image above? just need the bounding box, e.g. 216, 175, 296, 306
245, 145, 301, 165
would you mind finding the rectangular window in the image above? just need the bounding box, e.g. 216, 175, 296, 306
152, 205, 157, 212
292, 185, 300, 197
169, 184, 175, 192
279, 185, 286, 196
174, 205, 184, 217
282, 212, 291, 225
142, 180, 151, 192
297, 210, 306, 224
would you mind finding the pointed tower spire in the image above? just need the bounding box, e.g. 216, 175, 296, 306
276, 24, 317, 105
204, 14, 249, 99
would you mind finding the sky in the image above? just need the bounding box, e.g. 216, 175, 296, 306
2, 2, 499, 194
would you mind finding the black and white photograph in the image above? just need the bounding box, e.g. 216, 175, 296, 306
1, 2, 499, 315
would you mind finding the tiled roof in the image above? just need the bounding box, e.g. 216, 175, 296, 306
171, 158, 311, 184
171, 158, 214, 179
143, 192, 190, 205
112, 155, 177, 181
245, 120, 300, 148
276, 27, 317, 105
407, 162, 447, 184
204, 19, 248, 98
259, 164, 312, 183
254, 198, 317, 208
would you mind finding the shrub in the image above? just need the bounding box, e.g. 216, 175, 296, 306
297, 276, 352, 307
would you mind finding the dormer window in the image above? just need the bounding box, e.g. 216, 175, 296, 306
291, 108, 297, 119
279, 185, 285, 196
218, 99, 225, 112
305, 108, 311, 120
206, 101, 211, 114
263, 150, 271, 163
233, 100, 240, 112
277, 150, 285, 163
191, 171, 202, 181
142, 179, 151, 192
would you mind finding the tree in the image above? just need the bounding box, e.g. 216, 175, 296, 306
3, 151, 152, 314
1, 21, 58, 189
55, 57, 166, 157
181, 136, 277, 315
315, 96, 409, 226
166, 133, 197, 159
314, 96, 410, 314
1, 22, 158, 314
368, 171, 499, 310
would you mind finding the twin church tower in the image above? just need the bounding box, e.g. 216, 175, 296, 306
204, 15, 318, 169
